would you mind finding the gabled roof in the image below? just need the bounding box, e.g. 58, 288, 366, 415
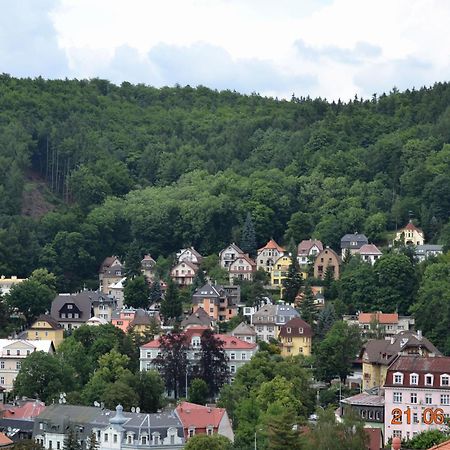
279, 317, 313, 338
99, 256, 121, 273
51, 291, 103, 322
219, 243, 244, 257
341, 233, 369, 243
31, 314, 61, 330
231, 322, 256, 337
358, 244, 382, 255
178, 247, 202, 261
176, 402, 226, 430
130, 309, 151, 326
358, 312, 398, 324
141, 254, 156, 264
297, 239, 323, 255
172, 260, 198, 272
214, 334, 257, 350
229, 254, 256, 269
0, 432, 13, 447
258, 239, 285, 253
402, 220, 423, 233
192, 283, 223, 298
181, 307, 213, 328
429, 439, 450, 449
0, 339, 54, 353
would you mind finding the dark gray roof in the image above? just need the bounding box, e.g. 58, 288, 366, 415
50, 291, 107, 323
340, 233, 369, 249
415, 245, 443, 253
130, 309, 151, 326
181, 307, 213, 328
33, 404, 183, 442
192, 284, 223, 299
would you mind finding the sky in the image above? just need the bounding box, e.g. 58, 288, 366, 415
1, 0, 449, 100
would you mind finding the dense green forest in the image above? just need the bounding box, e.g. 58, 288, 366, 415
0, 75, 449, 290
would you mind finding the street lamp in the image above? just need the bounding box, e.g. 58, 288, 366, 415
254, 427, 262, 450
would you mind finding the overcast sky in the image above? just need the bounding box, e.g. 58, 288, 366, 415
1, 0, 449, 100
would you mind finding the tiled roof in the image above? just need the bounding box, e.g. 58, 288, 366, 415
0, 432, 13, 447
429, 439, 450, 449
31, 314, 61, 330
219, 243, 244, 256
192, 283, 223, 298
172, 260, 198, 272
279, 317, 313, 338
358, 312, 398, 324
214, 334, 257, 350
258, 239, 285, 253
341, 391, 384, 407
297, 239, 323, 255
358, 244, 382, 255
130, 309, 151, 326
181, 307, 213, 328
176, 402, 225, 429
403, 221, 423, 232
341, 233, 368, 243
229, 254, 256, 270
231, 322, 256, 336
1, 401, 46, 419
387, 355, 450, 377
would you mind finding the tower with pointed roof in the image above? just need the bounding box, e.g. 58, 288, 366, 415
256, 239, 285, 273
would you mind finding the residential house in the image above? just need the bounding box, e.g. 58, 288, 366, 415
0, 276, 26, 296
278, 317, 313, 357
129, 309, 157, 335
107, 277, 126, 307
251, 303, 300, 342
170, 261, 198, 286
344, 312, 415, 337
0, 340, 54, 391
180, 308, 214, 330
297, 239, 323, 267
140, 330, 257, 378
270, 255, 293, 291
141, 254, 156, 281
91, 293, 117, 322
228, 254, 256, 284
415, 245, 443, 262
177, 247, 202, 265
23, 315, 64, 348
395, 220, 425, 246
175, 402, 234, 442
357, 244, 383, 265
384, 355, 450, 442
33, 404, 184, 450
314, 247, 341, 280
256, 239, 285, 273
85, 316, 108, 326
341, 233, 369, 258
219, 243, 245, 269
230, 322, 257, 344
111, 308, 136, 333
98, 256, 122, 293
361, 331, 440, 390
50, 291, 107, 330
191, 284, 238, 322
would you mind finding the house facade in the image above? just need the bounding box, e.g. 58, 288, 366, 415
357, 244, 383, 265
395, 221, 425, 246
140, 330, 257, 378
191, 284, 238, 322
256, 239, 285, 273
415, 245, 443, 262
176, 247, 202, 265
170, 261, 198, 286
219, 243, 245, 269
99, 256, 123, 294
270, 255, 292, 289
361, 331, 440, 390
343, 312, 415, 337
384, 356, 450, 442
297, 239, 323, 266
141, 254, 156, 281
24, 315, 64, 348
313, 247, 341, 280
0, 276, 26, 296
33, 404, 184, 450
278, 317, 313, 357
228, 254, 256, 284
251, 304, 300, 342
230, 322, 257, 344
0, 340, 54, 391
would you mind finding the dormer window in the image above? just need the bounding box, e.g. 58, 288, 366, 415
393, 372, 403, 384
67, 304, 73, 309
410, 373, 419, 385
425, 374, 434, 386
287, 327, 291, 334
441, 374, 450, 386
299, 328, 303, 334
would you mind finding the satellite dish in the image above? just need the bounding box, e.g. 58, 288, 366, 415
131, 407, 135, 413
136, 407, 140, 413
94, 401, 100, 407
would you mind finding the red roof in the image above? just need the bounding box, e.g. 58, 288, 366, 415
297, 239, 323, 255
358, 312, 398, 324
429, 439, 450, 449
0, 433, 13, 447
403, 221, 423, 232
1, 401, 46, 419
278, 317, 313, 338
358, 244, 382, 255
176, 402, 225, 429
258, 239, 285, 253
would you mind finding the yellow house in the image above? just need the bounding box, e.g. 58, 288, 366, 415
278, 317, 313, 357
395, 220, 425, 246
25, 315, 64, 348
271, 255, 293, 296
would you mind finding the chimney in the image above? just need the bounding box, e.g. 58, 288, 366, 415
417, 330, 422, 340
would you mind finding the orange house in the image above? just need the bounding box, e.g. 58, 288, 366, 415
191, 283, 238, 322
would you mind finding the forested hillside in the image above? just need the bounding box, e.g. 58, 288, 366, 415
0, 75, 449, 290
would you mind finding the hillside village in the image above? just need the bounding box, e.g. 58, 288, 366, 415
0, 217, 448, 450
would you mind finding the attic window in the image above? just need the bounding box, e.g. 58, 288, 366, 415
393, 372, 403, 384
299, 328, 303, 334
287, 327, 291, 333
425, 374, 434, 386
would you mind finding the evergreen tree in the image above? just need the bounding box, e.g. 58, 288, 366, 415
123, 275, 150, 309
282, 261, 303, 303
160, 279, 182, 321
188, 378, 209, 405
240, 212, 257, 257
124, 240, 142, 278
63, 429, 82, 450
299, 286, 318, 327
87, 432, 99, 450
315, 303, 337, 341
323, 266, 337, 300
149, 280, 162, 303
191, 269, 207, 293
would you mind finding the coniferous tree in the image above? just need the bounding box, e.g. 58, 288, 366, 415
282, 262, 303, 303
87, 432, 99, 450
63, 429, 82, 450
149, 279, 162, 303
124, 240, 142, 279
160, 279, 182, 321
123, 275, 150, 309
299, 285, 318, 327
315, 303, 337, 341
240, 212, 257, 257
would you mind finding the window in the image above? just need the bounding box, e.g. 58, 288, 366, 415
6, 350, 9, 356
67, 304, 73, 309
286, 327, 291, 334
230, 353, 236, 360
393, 430, 402, 439
393, 372, 403, 384
146, 351, 152, 358
441, 394, 450, 405
413, 413, 419, 423
206, 427, 213, 436
410, 393, 417, 404
425, 394, 433, 405
0, 377, 4, 384
241, 353, 247, 360
425, 374, 434, 386
127, 435, 132, 444
230, 365, 236, 374
188, 428, 195, 438
0, 361, 4, 369
113, 435, 117, 443
410, 373, 418, 385
141, 436, 147, 445
104, 434, 108, 442
49, 441, 52, 449
16, 361, 21, 370
441, 375, 450, 386
299, 328, 303, 334
393, 392, 402, 403
57, 442, 60, 449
